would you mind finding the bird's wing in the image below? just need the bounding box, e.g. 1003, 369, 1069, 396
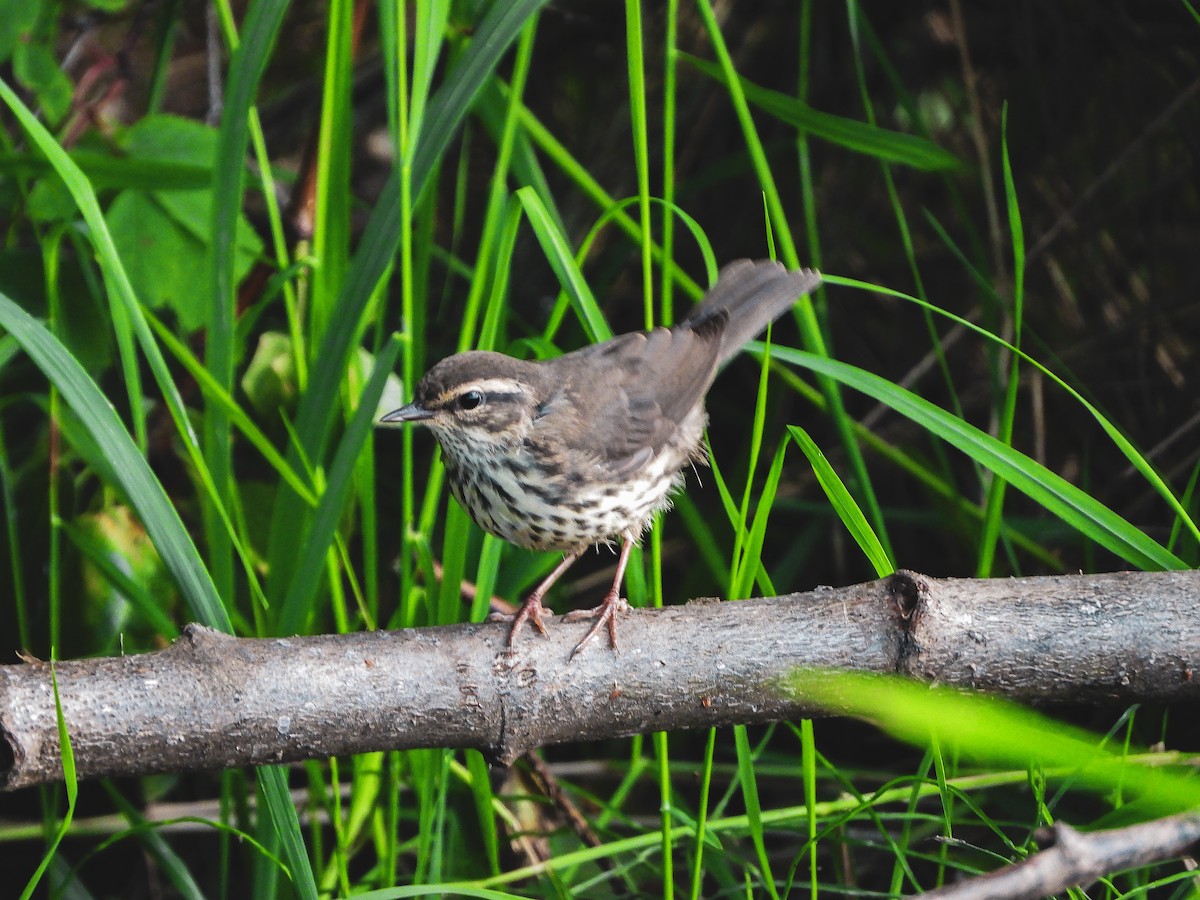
534, 326, 721, 477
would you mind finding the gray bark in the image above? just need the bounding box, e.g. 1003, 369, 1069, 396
922, 813, 1200, 899
1, 568, 1197, 790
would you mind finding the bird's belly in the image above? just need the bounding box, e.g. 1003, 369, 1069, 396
447, 450, 684, 552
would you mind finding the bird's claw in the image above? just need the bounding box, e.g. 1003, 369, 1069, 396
565, 591, 629, 658
489, 597, 553, 646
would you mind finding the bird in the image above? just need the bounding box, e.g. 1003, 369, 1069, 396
382, 259, 821, 656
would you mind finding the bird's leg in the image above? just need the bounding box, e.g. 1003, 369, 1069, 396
490, 549, 584, 646
565, 531, 636, 658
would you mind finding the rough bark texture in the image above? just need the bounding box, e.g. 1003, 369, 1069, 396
923, 813, 1200, 900
1, 569, 1197, 790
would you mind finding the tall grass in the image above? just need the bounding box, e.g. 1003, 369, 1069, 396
0, 2, 1197, 897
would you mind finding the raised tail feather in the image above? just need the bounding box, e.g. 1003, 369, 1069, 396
683, 259, 822, 364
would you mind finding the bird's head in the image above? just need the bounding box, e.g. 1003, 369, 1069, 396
381, 351, 546, 455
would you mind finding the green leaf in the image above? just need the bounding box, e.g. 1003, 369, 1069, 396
107, 117, 263, 330
13, 41, 72, 124
106, 189, 261, 331
0, 0, 39, 63
683, 53, 960, 172
0, 289, 231, 631
0, 151, 214, 191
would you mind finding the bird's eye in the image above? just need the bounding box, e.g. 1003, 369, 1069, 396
457, 390, 484, 411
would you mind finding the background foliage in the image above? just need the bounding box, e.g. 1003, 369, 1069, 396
0, 0, 1198, 896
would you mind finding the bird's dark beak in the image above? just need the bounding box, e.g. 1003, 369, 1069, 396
380, 402, 434, 424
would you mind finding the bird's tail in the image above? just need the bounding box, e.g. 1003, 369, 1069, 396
682, 259, 821, 364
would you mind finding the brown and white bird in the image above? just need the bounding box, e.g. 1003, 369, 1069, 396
382, 259, 821, 655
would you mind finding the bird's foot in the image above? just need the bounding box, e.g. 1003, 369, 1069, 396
488, 595, 553, 646
564, 590, 629, 658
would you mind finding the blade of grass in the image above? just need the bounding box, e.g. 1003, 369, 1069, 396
788, 424, 893, 577
1, 79, 145, 451
791, 670, 1200, 816
308, 0, 354, 349
824, 273, 1200, 549
732, 439, 789, 601
0, 291, 231, 629
691, 0, 893, 561
516, 186, 612, 342
976, 105, 1026, 576
257, 765, 317, 900
275, 336, 401, 635
660, 0, 680, 325
687, 727, 719, 900
207, 0, 292, 625
729, 309, 777, 600
682, 54, 960, 171
800, 720, 818, 900
707, 438, 776, 599
267, 0, 549, 607
20, 664, 77, 900
734, 724, 779, 899
626, 0, 654, 328
763, 342, 1186, 571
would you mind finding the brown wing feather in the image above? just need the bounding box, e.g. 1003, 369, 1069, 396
535, 326, 722, 475
529, 260, 820, 477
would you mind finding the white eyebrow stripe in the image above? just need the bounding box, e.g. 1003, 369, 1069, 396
436, 378, 530, 404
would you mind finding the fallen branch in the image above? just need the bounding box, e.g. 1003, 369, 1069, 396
1, 569, 1197, 789
923, 812, 1200, 899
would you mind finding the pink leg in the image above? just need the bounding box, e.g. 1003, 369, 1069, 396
491, 549, 584, 647
564, 531, 636, 658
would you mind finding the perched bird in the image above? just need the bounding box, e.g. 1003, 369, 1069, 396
383, 259, 821, 656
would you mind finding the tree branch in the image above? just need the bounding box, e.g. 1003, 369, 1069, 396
1, 569, 1197, 789
923, 812, 1200, 899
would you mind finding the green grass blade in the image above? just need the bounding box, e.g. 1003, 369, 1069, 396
788, 425, 894, 577
976, 105, 1026, 576
18, 664, 76, 900
465, 750, 502, 876
207, 0, 291, 607
733, 725, 779, 899
829, 273, 1200, 550
763, 343, 1185, 571
269, 0, 549, 587
791, 670, 1200, 817
0, 291, 231, 630
800, 719, 818, 900
516, 186, 612, 342
258, 765, 318, 900
0, 77, 146, 449
732, 439, 789, 601
682, 54, 960, 171
275, 337, 402, 635
626, 0, 655, 328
